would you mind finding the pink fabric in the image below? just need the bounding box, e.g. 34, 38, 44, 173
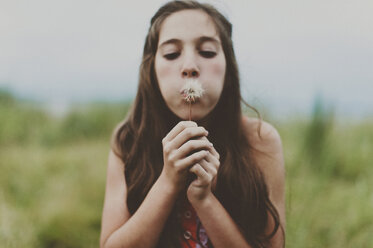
179, 200, 209, 248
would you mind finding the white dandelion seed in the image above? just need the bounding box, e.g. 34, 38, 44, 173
179, 79, 204, 121
180, 79, 205, 103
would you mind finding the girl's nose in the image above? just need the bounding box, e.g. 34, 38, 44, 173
181, 54, 200, 78
182, 69, 199, 78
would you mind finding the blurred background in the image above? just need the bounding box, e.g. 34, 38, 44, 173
0, 0, 372, 247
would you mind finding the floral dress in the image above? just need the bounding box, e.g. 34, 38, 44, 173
179, 199, 210, 248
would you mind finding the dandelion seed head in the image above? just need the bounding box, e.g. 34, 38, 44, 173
180, 79, 204, 103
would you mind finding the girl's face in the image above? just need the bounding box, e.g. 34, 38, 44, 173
155, 9, 226, 121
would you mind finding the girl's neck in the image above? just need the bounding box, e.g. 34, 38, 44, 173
196, 118, 211, 130
195, 108, 216, 130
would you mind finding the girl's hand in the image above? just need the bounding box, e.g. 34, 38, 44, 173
160, 121, 212, 193
187, 137, 220, 203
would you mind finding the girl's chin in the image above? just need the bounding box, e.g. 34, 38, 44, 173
167, 101, 215, 121
173, 108, 209, 121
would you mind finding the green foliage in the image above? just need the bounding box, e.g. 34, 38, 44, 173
0, 92, 372, 247
0, 141, 108, 247
57, 103, 130, 143
301, 95, 337, 178
0, 100, 50, 146
277, 112, 373, 247
37, 212, 99, 248
303, 95, 334, 161
0, 97, 131, 146
0, 89, 16, 106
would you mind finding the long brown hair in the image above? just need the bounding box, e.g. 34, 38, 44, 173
112, 1, 283, 247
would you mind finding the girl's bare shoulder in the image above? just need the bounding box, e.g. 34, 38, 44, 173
241, 116, 283, 154
242, 116, 285, 205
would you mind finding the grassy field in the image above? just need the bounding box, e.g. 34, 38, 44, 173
0, 90, 372, 247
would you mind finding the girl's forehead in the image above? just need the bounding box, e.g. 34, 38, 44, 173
158, 9, 219, 44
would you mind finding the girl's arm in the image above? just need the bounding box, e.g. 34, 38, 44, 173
192, 193, 253, 248
189, 118, 285, 248
100, 121, 212, 248
250, 120, 286, 247
100, 150, 179, 248
187, 145, 252, 248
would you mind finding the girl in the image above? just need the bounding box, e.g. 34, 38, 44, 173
100, 1, 285, 247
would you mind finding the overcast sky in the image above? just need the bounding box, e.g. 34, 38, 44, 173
1, 0, 372, 118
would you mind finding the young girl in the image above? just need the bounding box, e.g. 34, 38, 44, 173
100, 1, 285, 247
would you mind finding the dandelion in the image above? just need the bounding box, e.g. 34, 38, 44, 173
180, 79, 204, 120
180, 79, 205, 103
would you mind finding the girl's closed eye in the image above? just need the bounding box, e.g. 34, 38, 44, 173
163, 51, 217, 60
199, 50, 217, 58
164, 52, 180, 60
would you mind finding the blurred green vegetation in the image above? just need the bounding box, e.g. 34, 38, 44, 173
0, 89, 372, 247
0, 90, 130, 147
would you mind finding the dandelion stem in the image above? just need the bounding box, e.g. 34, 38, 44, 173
189, 102, 192, 121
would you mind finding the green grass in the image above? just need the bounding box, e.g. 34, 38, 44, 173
0, 141, 109, 247
277, 112, 373, 247
0, 90, 372, 247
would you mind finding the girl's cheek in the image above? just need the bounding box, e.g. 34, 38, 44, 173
156, 62, 172, 79
156, 63, 181, 97
210, 59, 226, 77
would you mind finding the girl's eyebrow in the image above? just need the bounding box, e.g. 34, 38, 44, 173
159, 38, 182, 48
159, 36, 221, 49
196, 36, 220, 47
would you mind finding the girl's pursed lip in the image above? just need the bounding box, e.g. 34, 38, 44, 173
181, 98, 201, 104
